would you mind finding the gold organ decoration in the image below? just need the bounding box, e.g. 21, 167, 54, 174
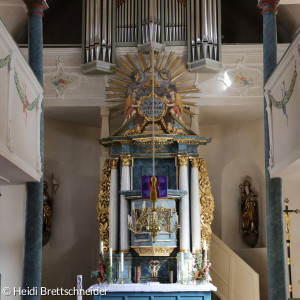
197, 158, 215, 249
97, 159, 114, 253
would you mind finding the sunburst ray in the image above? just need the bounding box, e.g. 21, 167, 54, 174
125, 54, 138, 70
164, 51, 175, 69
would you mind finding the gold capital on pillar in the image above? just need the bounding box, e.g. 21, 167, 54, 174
120, 155, 131, 167
190, 157, 199, 168
110, 158, 119, 169
178, 155, 189, 166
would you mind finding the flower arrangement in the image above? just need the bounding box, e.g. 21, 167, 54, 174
192, 253, 212, 283
91, 254, 112, 283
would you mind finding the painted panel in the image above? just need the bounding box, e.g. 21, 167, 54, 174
133, 158, 177, 190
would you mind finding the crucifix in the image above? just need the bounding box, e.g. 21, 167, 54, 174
283, 198, 300, 299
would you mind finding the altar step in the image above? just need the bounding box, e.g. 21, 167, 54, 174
209, 233, 260, 300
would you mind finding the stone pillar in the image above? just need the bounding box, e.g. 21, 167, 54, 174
178, 155, 190, 252
120, 155, 131, 252
258, 1, 287, 299
100, 107, 110, 172
109, 158, 119, 252
190, 158, 201, 252
22, 1, 48, 299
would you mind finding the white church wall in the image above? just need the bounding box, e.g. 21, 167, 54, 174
42, 119, 100, 297
200, 118, 267, 299
0, 184, 26, 300
282, 179, 300, 298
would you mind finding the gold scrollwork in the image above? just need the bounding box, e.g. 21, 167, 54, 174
177, 155, 189, 166
190, 157, 199, 168
111, 158, 119, 169
197, 158, 214, 249
131, 246, 177, 257
121, 155, 132, 167
97, 159, 113, 253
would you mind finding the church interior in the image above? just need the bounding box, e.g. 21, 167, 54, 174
1, 0, 300, 299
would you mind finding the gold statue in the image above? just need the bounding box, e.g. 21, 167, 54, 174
239, 178, 258, 247
149, 260, 161, 281
166, 85, 183, 121
124, 87, 139, 122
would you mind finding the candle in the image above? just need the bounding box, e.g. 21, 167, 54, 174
162, 201, 165, 208
120, 252, 124, 272
175, 213, 178, 223
203, 240, 207, 250
142, 201, 146, 210
181, 252, 184, 273
192, 247, 195, 254
109, 248, 113, 267
132, 201, 135, 210
100, 241, 104, 255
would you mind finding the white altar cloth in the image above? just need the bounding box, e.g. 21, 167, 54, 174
88, 282, 217, 293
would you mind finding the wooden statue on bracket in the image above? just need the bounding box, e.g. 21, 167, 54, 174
239, 177, 259, 247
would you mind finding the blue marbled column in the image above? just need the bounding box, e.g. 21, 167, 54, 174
258, 1, 287, 299
22, 1, 47, 299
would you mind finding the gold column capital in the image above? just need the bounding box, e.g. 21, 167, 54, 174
120, 155, 132, 167
110, 158, 119, 169
190, 157, 199, 168
177, 155, 189, 166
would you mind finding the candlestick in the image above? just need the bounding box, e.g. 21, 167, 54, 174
100, 241, 104, 255
180, 252, 184, 284
109, 248, 113, 267
120, 253, 124, 272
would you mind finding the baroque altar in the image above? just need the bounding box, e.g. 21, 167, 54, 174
95, 47, 215, 289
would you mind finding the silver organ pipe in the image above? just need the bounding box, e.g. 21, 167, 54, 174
83, 0, 220, 66
165, 0, 168, 41
107, 0, 112, 62
191, 0, 195, 61
85, 0, 90, 63
89, 0, 95, 61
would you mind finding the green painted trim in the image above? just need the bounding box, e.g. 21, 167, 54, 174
115, 42, 138, 47
164, 41, 187, 46
187, 0, 191, 63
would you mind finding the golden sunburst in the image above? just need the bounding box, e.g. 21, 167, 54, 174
106, 51, 200, 122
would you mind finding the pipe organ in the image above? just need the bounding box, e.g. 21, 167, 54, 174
82, 0, 221, 73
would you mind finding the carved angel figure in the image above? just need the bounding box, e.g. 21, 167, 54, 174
166, 84, 183, 121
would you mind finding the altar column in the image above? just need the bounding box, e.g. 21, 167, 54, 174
178, 155, 190, 252
120, 155, 131, 252
109, 158, 119, 252
190, 158, 201, 252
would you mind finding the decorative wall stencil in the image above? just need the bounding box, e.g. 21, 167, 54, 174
14, 72, 39, 125
267, 65, 297, 126
217, 56, 262, 95
44, 57, 81, 100
1, 53, 40, 126
0, 54, 11, 68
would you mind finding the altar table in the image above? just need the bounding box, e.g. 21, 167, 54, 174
89, 283, 217, 300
